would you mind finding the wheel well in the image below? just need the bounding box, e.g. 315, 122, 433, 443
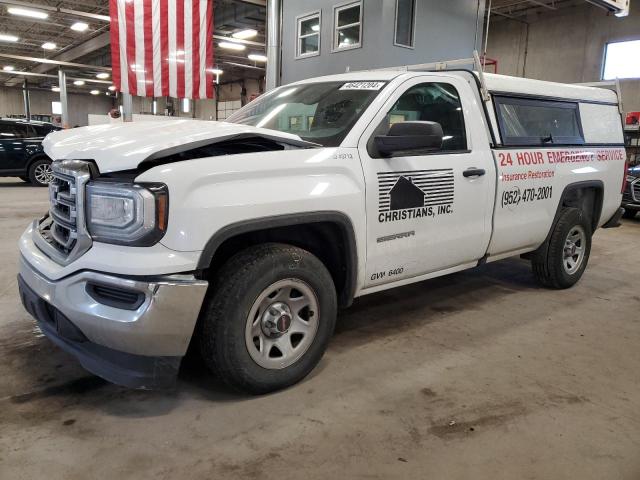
559, 183, 603, 232
26, 154, 50, 170
200, 219, 357, 308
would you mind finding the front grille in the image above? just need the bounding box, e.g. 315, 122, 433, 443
48, 170, 78, 254
633, 180, 640, 202
32, 160, 93, 265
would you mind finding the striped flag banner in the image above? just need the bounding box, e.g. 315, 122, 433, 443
110, 0, 214, 99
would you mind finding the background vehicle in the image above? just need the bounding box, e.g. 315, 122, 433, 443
622, 164, 640, 219
18, 68, 626, 394
0, 119, 60, 186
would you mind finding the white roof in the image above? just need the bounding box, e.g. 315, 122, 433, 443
289, 70, 619, 104
480, 72, 619, 104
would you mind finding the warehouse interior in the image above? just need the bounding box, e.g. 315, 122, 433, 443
1, 1, 640, 479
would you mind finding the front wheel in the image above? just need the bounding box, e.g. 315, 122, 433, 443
532, 207, 592, 289
28, 158, 54, 186
199, 243, 337, 394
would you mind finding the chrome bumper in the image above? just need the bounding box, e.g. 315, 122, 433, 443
18, 255, 208, 357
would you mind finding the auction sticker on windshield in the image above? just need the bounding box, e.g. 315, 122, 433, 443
340, 82, 386, 91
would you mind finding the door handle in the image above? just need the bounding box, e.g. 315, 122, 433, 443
463, 168, 486, 178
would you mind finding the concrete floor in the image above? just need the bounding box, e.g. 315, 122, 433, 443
1, 177, 639, 480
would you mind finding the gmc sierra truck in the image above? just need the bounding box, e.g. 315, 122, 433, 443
18, 67, 626, 394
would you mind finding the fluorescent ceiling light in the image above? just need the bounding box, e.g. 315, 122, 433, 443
51, 86, 60, 92
8, 7, 48, 19
0, 34, 19, 42
248, 53, 267, 62
73, 80, 85, 86
311, 24, 320, 32
41, 42, 56, 50
90, 90, 100, 95
70, 22, 89, 32
232, 29, 257, 40
3, 65, 14, 71
108, 85, 116, 91
218, 41, 245, 51
210, 68, 223, 75
96, 72, 110, 79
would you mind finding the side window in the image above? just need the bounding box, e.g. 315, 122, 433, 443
494, 96, 584, 146
296, 11, 321, 58
333, 1, 362, 52
394, 0, 416, 48
33, 125, 53, 137
0, 123, 28, 138
373, 82, 467, 153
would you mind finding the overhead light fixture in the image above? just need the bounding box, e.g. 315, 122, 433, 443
7, 7, 48, 19
0, 34, 19, 42
90, 90, 100, 95
41, 42, 56, 50
108, 85, 116, 91
3, 65, 14, 71
210, 68, 223, 75
51, 86, 60, 92
96, 72, 110, 79
73, 80, 85, 86
218, 41, 245, 51
70, 22, 89, 32
232, 29, 257, 40
248, 53, 268, 62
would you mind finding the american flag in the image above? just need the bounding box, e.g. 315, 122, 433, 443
109, 0, 215, 99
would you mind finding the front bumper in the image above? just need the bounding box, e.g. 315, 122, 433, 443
18, 256, 208, 389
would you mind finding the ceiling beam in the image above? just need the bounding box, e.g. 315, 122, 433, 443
0, 70, 112, 84
0, 53, 111, 71
0, 0, 110, 21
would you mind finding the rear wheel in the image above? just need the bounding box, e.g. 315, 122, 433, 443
622, 209, 637, 219
199, 243, 337, 394
28, 158, 53, 186
532, 207, 592, 289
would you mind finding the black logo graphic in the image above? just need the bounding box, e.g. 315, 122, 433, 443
377, 169, 454, 223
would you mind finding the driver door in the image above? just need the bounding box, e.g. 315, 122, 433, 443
358, 75, 495, 288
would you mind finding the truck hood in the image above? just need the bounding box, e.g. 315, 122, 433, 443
42, 119, 317, 173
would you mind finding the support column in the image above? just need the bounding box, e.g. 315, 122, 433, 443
265, 0, 281, 91
122, 92, 133, 122
57, 69, 69, 128
22, 79, 31, 122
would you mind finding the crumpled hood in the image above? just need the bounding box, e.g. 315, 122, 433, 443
43, 119, 313, 173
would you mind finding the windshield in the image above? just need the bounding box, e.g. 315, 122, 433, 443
226, 81, 387, 147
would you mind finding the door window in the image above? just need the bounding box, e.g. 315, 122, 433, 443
0, 123, 29, 138
370, 82, 467, 156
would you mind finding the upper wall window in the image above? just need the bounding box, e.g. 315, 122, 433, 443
494, 96, 584, 146
296, 11, 321, 58
333, 1, 362, 52
603, 40, 640, 80
394, 0, 416, 48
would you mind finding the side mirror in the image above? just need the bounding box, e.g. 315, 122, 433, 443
374, 121, 444, 157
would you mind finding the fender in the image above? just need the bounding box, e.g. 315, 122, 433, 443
197, 211, 359, 307
527, 180, 604, 260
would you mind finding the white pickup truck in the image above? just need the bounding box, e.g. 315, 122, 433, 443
18, 68, 626, 393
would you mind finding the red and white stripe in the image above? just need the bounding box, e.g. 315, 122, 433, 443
110, 0, 214, 99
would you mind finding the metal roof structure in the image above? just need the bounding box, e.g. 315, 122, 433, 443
0, 0, 267, 94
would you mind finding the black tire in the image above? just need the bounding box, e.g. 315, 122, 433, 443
199, 243, 337, 394
27, 158, 53, 187
622, 209, 637, 219
531, 207, 592, 289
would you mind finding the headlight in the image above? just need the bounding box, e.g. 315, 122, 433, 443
86, 182, 168, 246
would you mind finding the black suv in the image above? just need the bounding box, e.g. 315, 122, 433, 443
623, 164, 640, 219
0, 119, 60, 186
